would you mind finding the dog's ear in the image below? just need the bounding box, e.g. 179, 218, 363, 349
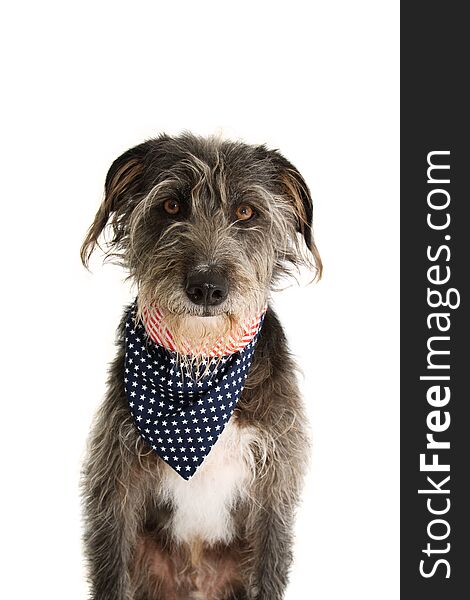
269, 151, 323, 280
80, 142, 151, 268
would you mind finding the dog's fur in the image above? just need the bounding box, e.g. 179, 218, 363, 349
81, 133, 322, 600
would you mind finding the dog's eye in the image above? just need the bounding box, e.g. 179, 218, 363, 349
163, 199, 181, 215
235, 203, 255, 222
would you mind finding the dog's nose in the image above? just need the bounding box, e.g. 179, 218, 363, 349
185, 271, 228, 307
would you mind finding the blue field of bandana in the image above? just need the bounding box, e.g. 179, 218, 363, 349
124, 303, 263, 479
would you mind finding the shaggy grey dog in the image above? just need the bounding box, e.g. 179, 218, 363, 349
81, 133, 322, 600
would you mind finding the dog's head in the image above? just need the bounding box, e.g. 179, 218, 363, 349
81, 133, 321, 348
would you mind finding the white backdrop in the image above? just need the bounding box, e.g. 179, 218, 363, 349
0, 1, 399, 598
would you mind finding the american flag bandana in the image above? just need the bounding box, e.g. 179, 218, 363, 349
124, 302, 265, 480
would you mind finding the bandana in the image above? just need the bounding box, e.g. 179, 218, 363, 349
123, 302, 265, 480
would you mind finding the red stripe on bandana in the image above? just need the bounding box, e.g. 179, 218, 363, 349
141, 306, 267, 357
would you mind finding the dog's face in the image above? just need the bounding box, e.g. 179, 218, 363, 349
81, 134, 321, 344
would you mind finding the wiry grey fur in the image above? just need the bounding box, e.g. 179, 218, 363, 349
81, 133, 322, 600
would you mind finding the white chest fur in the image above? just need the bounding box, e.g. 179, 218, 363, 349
159, 420, 256, 545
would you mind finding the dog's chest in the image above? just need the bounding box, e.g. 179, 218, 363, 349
159, 420, 255, 545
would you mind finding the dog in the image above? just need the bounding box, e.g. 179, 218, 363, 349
80, 132, 322, 600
